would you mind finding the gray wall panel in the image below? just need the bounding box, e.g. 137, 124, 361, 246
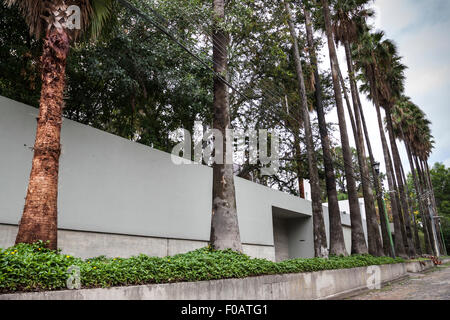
0, 96, 316, 247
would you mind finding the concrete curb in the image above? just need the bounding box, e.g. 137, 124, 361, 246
2, 260, 445, 300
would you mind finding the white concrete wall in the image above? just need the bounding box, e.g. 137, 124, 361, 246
272, 217, 289, 262
0, 224, 276, 260
0, 96, 315, 244
0, 96, 369, 260
323, 198, 366, 220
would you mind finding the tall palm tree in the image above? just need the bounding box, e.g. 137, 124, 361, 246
332, 0, 383, 256
391, 98, 428, 254
375, 43, 417, 257
352, 31, 408, 257
414, 128, 446, 255
415, 151, 442, 255
320, 0, 367, 255
285, 1, 328, 257
210, 0, 243, 252
302, 1, 347, 256
6, 0, 114, 250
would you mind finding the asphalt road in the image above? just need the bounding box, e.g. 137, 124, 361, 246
350, 264, 450, 300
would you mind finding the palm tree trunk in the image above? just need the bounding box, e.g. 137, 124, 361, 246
303, 4, 348, 256
399, 151, 422, 255
294, 131, 305, 198
405, 141, 429, 254
15, 27, 70, 250
341, 41, 383, 256
355, 82, 394, 257
209, 0, 242, 252
414, 155, 437, 255
420, 158, 442, 255
423, 160, 446, 255
369, 73, 407, 257
385, 112, 416, 257
321, 0, 367, 255
285, 1, 329, 257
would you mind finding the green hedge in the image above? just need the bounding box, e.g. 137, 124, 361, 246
0, 241, 404, 293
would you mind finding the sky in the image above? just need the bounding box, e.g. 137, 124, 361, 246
319, 0, 450, 178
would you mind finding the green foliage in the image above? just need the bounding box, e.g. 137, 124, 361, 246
0, 241, 404, 293
430, 163, 450, 251
0, 3, 42, 107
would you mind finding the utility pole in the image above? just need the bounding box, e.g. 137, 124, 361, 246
427, 196, 441, 257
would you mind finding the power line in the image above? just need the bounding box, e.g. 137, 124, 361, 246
115, 0, 381, 189
136, 0, 295, 122
116, 0, 256, 105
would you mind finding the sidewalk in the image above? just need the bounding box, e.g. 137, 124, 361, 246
350, 263, 450, 300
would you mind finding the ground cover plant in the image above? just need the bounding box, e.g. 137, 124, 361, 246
0, 241, 405, 293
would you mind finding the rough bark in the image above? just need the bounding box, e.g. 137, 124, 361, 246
303, 5, 348, 256
370, 77, 407, 257
285, 2, 329, 257
423, 160, 447, 255
356, 87, 394, 257
415, 155, 437, 255
399, 148, 422, 255
15, 27, 70, 250
404, 142, 430, 254
385, 112, 416, 257
209, 0, 242, 252
339, 44, 382, 256
321, 0, 366, 255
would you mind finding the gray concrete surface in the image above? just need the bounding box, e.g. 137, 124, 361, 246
351, 262, 450, 300
0, 96, 311, 246
0, 261, 427, 300
0, 95, 369, 260
0, 224, 275, 260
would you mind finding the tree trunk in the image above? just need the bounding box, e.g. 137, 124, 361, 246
303, 4, 348, 256
285, 1, 329, 257
369, 74, 407, 257
398, 147, 422, 255
341, 41, 382, 256
385, 112, 416, 257
355, 83, 394, 257
423, 160, 446, 255
209, 0, 242, 252
321, 0, 367, 255
405, 142, 429, 254
15, 27, 70, 250
415, 155, 437, 255
294, 131, 305, 199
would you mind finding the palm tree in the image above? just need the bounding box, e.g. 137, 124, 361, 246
352, 31, 408, 257
302, 2, 347, 256
320, 0, 367, 255
6, 0, 114, 250
414, 142, 443, 255
285, 1, 328, 257
209, 0, 242, 252
332, 0, 383, 256
391, 98, 426, 254
412, 123, 446, 255
375, 43, 417, 257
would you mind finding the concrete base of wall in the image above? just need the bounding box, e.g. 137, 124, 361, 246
0, 224, 275, 261
0, 260, 440, 300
